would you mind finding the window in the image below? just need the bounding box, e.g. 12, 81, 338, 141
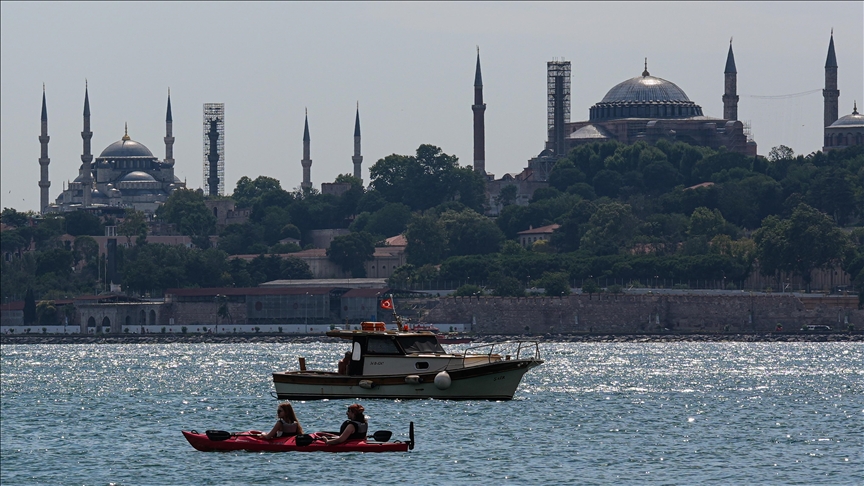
415, 362, 429, 370
366, 337, 402, 355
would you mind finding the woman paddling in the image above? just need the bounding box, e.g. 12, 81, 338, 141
317, 403, 368, 445
256, 402, 303, 440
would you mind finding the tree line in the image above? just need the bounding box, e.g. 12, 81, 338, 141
2, 141, 862, 305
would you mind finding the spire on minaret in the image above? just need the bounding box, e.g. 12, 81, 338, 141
38, 85, 51, 213
301, 110, 312, 190
472, 48, 487, 177
823, 30, 839, 128
825, 29, 837, 68
352, 103, 363, 181
80, 82, 94, 208
164, 88, 175, 166
723, 39, 739, 120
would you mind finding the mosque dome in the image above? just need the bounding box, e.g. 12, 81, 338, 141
119, 171, 157, 182
829, 104, 864, 127
589, 63, 703, 121
99, 127, 154, 158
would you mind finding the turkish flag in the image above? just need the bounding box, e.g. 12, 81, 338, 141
380, 298, 393, 310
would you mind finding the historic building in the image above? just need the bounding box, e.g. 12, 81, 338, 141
45, 86, 186, 215
821, 32, 863, 152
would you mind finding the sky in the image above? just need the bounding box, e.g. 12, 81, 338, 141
1, 2, 862, 214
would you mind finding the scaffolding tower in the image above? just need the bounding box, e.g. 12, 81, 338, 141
203, 103, 225, 195
547, 60, 571, 156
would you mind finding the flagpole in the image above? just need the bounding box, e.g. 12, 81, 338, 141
389, 293, 402, 331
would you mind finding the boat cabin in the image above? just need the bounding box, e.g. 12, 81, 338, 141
327, 326, 450, 376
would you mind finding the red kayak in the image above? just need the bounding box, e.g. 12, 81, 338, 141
182, 423, 414, 453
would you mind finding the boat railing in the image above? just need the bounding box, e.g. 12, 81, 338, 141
463, 340, 541, 363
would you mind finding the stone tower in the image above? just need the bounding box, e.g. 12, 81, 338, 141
723, 40, 739, 121
38, 85, 50, 214
164, 89, 175, 167
301, 110, 312, 190
472, 48, 486, 176
352, 103, 363, 181
823, 31, 839, 128
79, 83, 94, 208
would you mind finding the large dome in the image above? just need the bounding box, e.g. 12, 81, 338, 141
99, 138, 154, 158
829, 107, 864, 127
589, 66, 703, 121
601, 75, 692, 103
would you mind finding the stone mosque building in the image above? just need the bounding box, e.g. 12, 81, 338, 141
481, 33, 860, 215
39, 85, 186, 215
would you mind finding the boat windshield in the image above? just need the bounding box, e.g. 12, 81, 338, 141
366, 336, 402, 355
397, 336, 445, 354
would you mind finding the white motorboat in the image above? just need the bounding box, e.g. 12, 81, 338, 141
271, 322, 543, 400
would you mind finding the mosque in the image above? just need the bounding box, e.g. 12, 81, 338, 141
39, 86, 185, 215
481, 33, 861, 214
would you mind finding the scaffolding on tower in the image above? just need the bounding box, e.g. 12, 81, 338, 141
203, 103, 225, 196
547, 59, 571, 157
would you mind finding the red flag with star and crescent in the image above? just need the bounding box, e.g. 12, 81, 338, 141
380, 298, 394, 310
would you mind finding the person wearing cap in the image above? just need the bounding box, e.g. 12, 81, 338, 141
317, 403, 368, 445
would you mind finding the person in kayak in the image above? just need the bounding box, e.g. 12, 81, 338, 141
317, 403, 368, 445
257, 402, 304, 439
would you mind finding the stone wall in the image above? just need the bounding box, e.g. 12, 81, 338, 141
421, 294, 863, 334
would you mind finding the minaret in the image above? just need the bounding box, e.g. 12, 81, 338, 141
723, 39, 739, 121
472, 48, 486, 176
38, 85, 50, 214
164, 89, 175, 166
352, 103, 363, 181
301, 109, 312, 190
80, 81, 93, 208
823, 30, 839, 128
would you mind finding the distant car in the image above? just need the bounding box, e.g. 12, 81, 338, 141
801, 325, 832, 332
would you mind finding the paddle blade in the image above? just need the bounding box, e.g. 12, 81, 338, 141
295, 434, 314, 447
205, 430, 232, 441
370, 430, 392, 442
408, 422, 415, 450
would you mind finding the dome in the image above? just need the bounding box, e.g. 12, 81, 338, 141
829, 105, 864, 127
601, 75, 692, 103
568, 124, 612, 140
119, 171, 157, 182
589, 67, 703, 121
91, 189, 108, 199
99, 139, 154, 158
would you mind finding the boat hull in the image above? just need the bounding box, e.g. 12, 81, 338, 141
272, 358, 542, 400
182, 431, 409, 453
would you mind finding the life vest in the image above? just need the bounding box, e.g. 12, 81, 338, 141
277, 418, 298, 437
339, 419, 368, 440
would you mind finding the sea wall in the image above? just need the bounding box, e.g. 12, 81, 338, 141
421, 294, 862, 334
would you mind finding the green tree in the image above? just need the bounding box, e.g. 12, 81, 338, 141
405, 213, 447, 265
327, 232, 375, 277
233, 175, 284, 208
580, 202, 638, 255
754, 204, 852, 291
536, 272, 571, 296
581, 279, 600, 300
64, 210, 103, 236
1, 208, 30, 228
768, 145, 795, 162
439, 209, 504, 257
36, 300, 57, 325
453, 284, 484, 297
118, 209, 148, 245
688, 207, 727, 238
156, 189, 216, 243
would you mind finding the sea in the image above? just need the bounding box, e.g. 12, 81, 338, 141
1, 341, 861, 485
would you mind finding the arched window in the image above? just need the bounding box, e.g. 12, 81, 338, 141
139, 310, 146, 326
87, 316, 96, 327
101, 316, 111, 333
149, 309, 156, 326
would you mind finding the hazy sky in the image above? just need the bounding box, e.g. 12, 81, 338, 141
1, 2, 862, 213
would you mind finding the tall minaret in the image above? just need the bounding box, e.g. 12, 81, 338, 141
38, 85, 51, 214
164, 89, 175, 166
472, 47, 486, 177
301, 109, 312, 190
352, 103, 363, 181
79, 82, 94, 208
823, 30, 839, 128
723, 39, 739, 121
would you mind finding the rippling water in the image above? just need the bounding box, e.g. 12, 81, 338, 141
1, 342, 861, 485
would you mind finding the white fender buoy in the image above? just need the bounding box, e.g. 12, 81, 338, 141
434, 371, 451, 390
405, 375, 421, 384
359, 380, 374, 389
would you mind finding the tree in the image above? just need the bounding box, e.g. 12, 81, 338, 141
536, 272, 571, 297
233, 175, 283, 208
453, 284, 484, 297
156, 189, 216, 241
64, 210, 103, 236
327, 232, 375, 277
1, 208, 31, 228
36, 300, 57, 325
118, 209, 147, 245
768, 145, 795, 162
495, 185, 519, 208
754, 204, 852, 291
439, 209, 504, 257
405, 213, 447, 266
581, 279, 600, 300
688, 207, 727, 238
